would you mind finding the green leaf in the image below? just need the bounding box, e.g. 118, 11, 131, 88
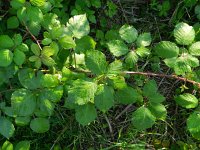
41, 55, 56, 66
75, 36, 96, 53
41, 13, 60, 30
174, 58, 192, 75
90, 0, 101, 8
75, 103, 97, 126
39, 86, 63, 103
13, 49, 26, 66
154, 41, 179, 58
37, 98, 55, 116
195, 5, 200, 15
18, 68, 41, 89
148, 103, 167, 120
105, 30, 120, 41
189, 42, 200, 56
17, 43, 29, 52
41, 46, 55, 57
175, 93, 198, 109
164, 57, 177, 68
31, 43, 40, 56
27, 21, 41, 36
29, 56, 39, 62
107, 40, 129, 57
27, 6, 43, 23
42, 38, 52, 45
13, 34, 22, 46
0, 49, 13, 67
58, 35, 76, 49
0, 117, 15, 139
107, 60, 123, 75
40, 74, 59, 88
11, 88, 37, 116
143, 80, 165, 103
15, 117, 31, 126
174, 22, 195, 45
107, 76, 127, 90
187, 111, 200, 140
115, 86, 142, 104
85, 50, 107, 75
30, 118, 50, 133
0, 35, 14, 49
125, 51, 138, 68
30, 0, 46, 6
132, 107, 156, 130
68, 79, 97, 105
17, 7, 27, 23
179, 53, 199, 67
136, 47, 150, 57
15, 141, 30, 150
2, 141, 13, 150
136, 33, 152, 47
67, 14, 90, 39
119, 25, 138, 43
148, 92, 165, 103
10, 0, 25, 9
95, 85, 114, 112
7, 16, 19, 29
50, 27, 64, 39
143, 80, 158, 97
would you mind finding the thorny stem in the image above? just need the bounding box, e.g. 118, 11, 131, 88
123, 71, 200, 88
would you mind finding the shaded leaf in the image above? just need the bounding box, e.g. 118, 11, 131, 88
0, 117, 15, 139
75, 103, 97, 126
132, 107, 156, 130
30, 118, 50, 133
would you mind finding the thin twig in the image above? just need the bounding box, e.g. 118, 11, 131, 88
104, 114, 114, 140
50, 125, 68, 150
123, 71, 200, 88
115, 104, 133, 120
24, 24, 42, 50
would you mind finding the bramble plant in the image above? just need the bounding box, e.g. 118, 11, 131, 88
1, 0, 200, 149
